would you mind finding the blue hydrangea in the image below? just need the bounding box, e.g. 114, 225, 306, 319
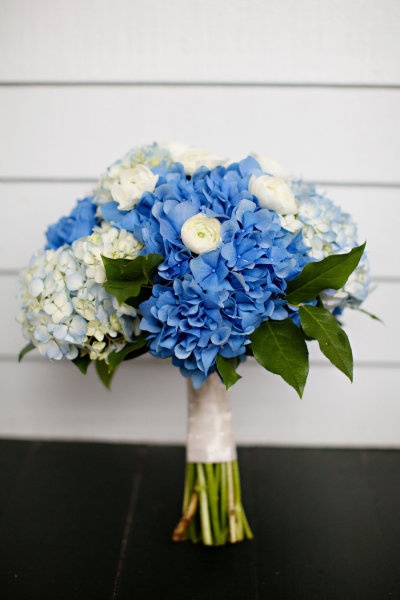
133, 159, 312, 386
101, 158, 309, 279
141, 277, 262, 388
46, 197, 99, 250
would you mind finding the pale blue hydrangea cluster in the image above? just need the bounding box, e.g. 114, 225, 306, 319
282, 182, 371, 311
18, 223, 142, 361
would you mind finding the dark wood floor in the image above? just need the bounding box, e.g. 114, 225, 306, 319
0, 440, 399, 599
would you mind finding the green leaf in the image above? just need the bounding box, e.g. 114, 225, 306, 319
216, 355, 242, 390
103, 280, 143, 304
250, 319, 309, 397
107, 336, 148, 370
102, 254, 163, 282
18, 343, 35, 362
102, 253, 163, 304
72, 353, 92, 375
95, 359, 114, 390
299, 305, 353, 381
95, 337, 149, 390
141, 253, 164, 280
286, 243, 366, 305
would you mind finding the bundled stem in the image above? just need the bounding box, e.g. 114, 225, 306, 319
172, 460, 253, 545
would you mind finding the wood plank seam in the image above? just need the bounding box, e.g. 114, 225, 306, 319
111, 445, 148, 600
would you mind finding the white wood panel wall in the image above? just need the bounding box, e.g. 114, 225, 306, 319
1, 0, 399, 446
1, 0, 399, 85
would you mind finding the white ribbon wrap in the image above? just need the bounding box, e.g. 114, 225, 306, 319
186, 372, 237, 463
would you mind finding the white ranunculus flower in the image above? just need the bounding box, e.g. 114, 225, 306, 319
249, 174, 298, 215
181, 214, 221, 254
110, 164, 158, 211
164, 141, 226, 175
250, 153, 293, 180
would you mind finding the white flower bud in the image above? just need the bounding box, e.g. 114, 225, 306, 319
111, 164, 158, 211
181, 214, 221, 254
249, 175, 297, 215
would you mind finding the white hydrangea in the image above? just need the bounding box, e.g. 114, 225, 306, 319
17, 223, 143, 362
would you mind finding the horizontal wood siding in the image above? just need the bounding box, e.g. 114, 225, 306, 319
1, 87, 399, 183
1, 0, 399, 84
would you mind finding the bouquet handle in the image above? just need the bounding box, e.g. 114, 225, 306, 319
172, 373, 253, 545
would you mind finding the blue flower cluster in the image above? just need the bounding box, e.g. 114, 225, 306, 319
46, 197, 99, 250
101, 158, 311, 387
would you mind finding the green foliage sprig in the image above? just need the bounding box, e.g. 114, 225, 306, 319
248, 243, 366, 397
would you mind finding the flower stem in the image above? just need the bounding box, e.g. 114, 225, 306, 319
233, 459, 253, 540
172, 485, 199, 542
173, 459, 253, 545
220, 462, 228, 544
205, 463, 222, 544
196, 463, 213, 545
227, 460, 237, 543
182, 462, 195, 511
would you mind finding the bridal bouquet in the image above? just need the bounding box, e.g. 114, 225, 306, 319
17, 142, 371, 545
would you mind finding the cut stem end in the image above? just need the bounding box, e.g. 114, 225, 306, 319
172, 460, 253, 546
